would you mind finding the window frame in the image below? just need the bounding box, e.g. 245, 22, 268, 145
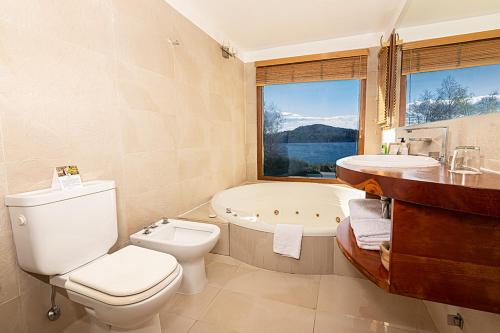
256, 79, 366, 184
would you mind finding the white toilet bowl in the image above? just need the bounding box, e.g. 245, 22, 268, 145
130, 219, 220, 295
5, 181, 184, 333
50, 245, 183, 333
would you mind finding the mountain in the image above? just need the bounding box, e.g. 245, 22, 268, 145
268, 124, 358, 143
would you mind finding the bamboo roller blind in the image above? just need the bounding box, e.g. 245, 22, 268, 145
402, 38, 500, 75
256, 55, 368, 86
377, 47, 389, 126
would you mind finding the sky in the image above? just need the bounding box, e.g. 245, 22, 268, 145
263, 64, 500, 132
263, 80, 360, 131
407, 64, 500, 104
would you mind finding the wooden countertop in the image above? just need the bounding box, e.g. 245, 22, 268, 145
336, 161, 500, 217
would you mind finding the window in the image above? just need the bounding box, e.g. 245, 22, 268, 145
401, 36, 500, 126
256, 52, 367, 181
405, 65, 500, 126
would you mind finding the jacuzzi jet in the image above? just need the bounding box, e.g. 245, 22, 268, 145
336, 217, 341, 223
274, 209, 279, 215
316, 213, 320, 217
295, 211, 299, 215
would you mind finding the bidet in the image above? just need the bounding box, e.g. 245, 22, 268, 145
130, 219, 220, 294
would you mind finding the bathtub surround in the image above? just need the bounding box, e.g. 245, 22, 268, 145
0, 0, 245, 332
231, 224, 335, 274
175, 195, 367, 276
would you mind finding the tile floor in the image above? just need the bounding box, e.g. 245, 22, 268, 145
65, 254, 438, 333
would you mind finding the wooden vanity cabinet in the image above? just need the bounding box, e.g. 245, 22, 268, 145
336, 161, 500, 314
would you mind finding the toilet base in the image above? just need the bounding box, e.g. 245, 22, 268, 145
178, 257, 208, 295
90, 314, 161, 333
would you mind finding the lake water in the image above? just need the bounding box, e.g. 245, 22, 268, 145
276, 142, 357, 164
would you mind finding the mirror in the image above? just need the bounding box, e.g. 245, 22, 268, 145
392, 1, 500, 128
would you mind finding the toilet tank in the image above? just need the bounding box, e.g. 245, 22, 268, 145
5, 180, 118, 275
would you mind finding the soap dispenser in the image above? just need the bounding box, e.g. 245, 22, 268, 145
399, 138, 409, 155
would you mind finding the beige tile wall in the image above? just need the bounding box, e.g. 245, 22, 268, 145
411, 112, 500, 172
0, 0, 245, 332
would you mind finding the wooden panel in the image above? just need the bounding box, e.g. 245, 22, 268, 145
398, 75, 406, 127
391, 200, 500, 265
256, 56, 367, 86
402, 38, 500, 75
357, 79, 366, 155
255, 48, 369, 67
336, 218, 389, 290
337, 161, 500, 313
403, 29, 500, 50
256, 86, 263, 179
336, 162, 500, 217
390, 254, 500, 313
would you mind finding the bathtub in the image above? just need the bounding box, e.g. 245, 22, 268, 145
211, 182, 364, 236
210, 182, 365, 274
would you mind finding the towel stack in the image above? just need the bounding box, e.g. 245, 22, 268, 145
348, 199, 391, 250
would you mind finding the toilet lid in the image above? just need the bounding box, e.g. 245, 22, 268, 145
68, 245, 178, 297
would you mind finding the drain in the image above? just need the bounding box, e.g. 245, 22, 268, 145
316, 213, 320, 217
274, 209, 280, 216
295, 211, 299, 215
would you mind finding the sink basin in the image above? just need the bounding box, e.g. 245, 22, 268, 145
339, 155, 440, 168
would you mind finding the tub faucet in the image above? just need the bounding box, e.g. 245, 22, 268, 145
381, 197, 391, 219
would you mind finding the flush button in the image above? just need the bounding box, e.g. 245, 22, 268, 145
17, 215, 27, 226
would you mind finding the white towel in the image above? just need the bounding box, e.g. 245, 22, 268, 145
348, 199, 383, 220
349, 217, 391, 251
273, 224, 303, 259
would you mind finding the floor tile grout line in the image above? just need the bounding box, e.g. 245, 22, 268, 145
312, 309, 318, 333
185, 318, 198, 333
196, 285, 224, 321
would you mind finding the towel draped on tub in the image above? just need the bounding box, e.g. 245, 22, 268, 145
273, 224, 304, 259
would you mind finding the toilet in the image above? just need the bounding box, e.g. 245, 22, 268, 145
5, 181, 182, 333
130, 218, 220, 294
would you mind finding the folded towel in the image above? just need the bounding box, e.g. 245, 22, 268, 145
349, 217, 391, 251
273, 224, 303, 259
348, 199, 383, 220
350, 217, 391, 239
355, 240, 385, 251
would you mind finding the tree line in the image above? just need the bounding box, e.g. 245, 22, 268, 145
407, 76, 499, 125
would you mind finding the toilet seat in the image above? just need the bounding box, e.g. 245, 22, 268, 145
52, 246, 181, 306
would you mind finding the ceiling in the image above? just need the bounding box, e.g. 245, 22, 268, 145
165, 0, 402, 51
398, 0, 500, 27
164, 0, 500, 62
